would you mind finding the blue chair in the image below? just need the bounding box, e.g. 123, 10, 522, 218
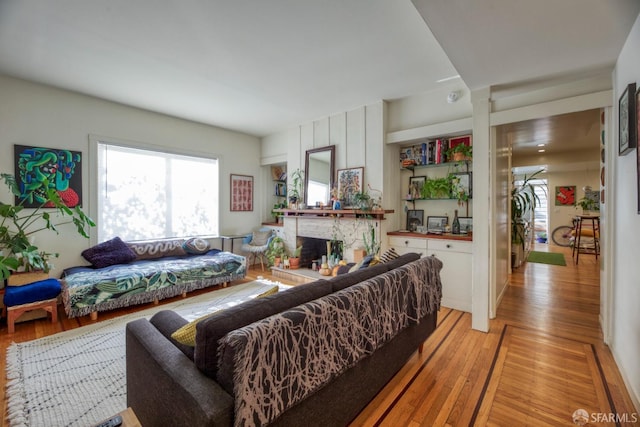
241, 228, 275, 271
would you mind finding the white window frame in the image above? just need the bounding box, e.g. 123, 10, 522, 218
89, 135, 219, 244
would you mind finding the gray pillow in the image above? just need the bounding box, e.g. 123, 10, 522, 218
250, 230, 271, 246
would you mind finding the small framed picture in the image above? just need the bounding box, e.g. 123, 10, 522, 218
230, 174, 253, 211
406, 209, 424, 232
458, 217, 473, 233
451, 172, 472, 199
337, 167, 364, 208
426, 216, 448, 234
619, 82, 637, 156
408, 176, 426, 200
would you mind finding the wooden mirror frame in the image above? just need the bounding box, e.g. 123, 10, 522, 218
304, 145, 335, 207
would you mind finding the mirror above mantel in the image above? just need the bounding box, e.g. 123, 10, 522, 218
305, 145, 335, 207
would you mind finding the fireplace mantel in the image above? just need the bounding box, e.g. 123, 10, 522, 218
279, 210, 393, 263
273, 208, 393, 220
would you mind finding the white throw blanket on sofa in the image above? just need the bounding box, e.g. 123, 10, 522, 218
218, 256, 443, 426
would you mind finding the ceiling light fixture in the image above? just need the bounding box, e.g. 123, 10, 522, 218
538, 149, 546, 153
537, 143, 545, 147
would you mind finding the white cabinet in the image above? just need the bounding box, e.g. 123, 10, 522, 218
428, 239, 472, 313
388, 236, 427, 257
388, 236, 471, 313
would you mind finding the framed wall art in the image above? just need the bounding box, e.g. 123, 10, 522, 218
637, 86, 640, 214
555, 185, 576, 206
408, 176, 426, 200
619, 82, 636, 156
426, 216, 448, 234
14, 145, 83, 208
230, 174, 253, 211
451, 172, 472, 199
458, 217, 473, 233
406, 209, 424, 232
336, 167, 364, 208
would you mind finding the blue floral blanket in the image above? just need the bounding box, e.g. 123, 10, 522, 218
61, 250, 246, 317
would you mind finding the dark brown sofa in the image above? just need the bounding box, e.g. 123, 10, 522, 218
125, 253, 442, 426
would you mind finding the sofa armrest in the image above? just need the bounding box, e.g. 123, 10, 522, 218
126, 318, 233, 427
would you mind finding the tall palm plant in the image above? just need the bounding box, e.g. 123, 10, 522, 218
511, 170, 544, 250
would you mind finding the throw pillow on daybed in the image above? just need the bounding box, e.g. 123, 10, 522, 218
81, 236, 137, 269
182, 237, 210, 255
171, 285, 279, 346
128, 238, 187, 260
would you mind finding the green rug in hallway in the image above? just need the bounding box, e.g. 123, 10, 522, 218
527, 251, 566, 266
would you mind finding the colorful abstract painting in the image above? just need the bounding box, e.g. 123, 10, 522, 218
14, 145, 83, 208
555, 185, 576, 206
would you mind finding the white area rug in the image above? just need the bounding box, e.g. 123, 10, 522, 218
5, 279, 288, 427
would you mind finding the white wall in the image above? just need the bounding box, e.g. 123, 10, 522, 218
0, 75, 261, 276
546, 169, 600, 235
612, 12, 640, 410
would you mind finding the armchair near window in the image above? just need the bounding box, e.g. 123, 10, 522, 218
241, 228, 275, 271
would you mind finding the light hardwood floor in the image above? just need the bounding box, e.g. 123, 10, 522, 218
352, 244, 638, 426
1, 245, 638, 426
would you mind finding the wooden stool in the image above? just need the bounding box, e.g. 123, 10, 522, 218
3, 278, 62, 333
7, 298, 58, 333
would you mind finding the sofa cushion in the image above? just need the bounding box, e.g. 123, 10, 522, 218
329, 262, 390, 292
383, 252, 421, 270
327, 252, 421, 293
379, 247, 400, 263
4, 278, 62, 306
194, 280, 332, 378
81, 236, 137, 268
182, 237, 210, 255
149, 310, 195, 360
128, 239, 187, 260
171, 285, 279, 347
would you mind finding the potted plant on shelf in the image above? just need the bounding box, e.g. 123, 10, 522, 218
0, 173, 95, 280
446, 144, 473, 162
352, 190, 372, 211
422, 176, 452, 199
288, 168, 304, 209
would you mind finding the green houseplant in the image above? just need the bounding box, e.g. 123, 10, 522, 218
446, 144, 472, 162
265, 236, 286, 267
511, 170, 544, 250
422, 176, 452, 199
288, 168, 304, 207
0, 173, 95, 280
352, 190, 372, 211
576, 196, 599, 214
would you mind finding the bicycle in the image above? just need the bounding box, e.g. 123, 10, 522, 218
551, 216, 580, 247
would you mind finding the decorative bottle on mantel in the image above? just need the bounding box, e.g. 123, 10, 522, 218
452, 209, 461, 235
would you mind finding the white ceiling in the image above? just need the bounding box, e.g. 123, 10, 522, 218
0, 1, 639, 138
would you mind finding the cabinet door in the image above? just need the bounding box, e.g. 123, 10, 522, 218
429, 240, 472, 313
389, 236, 427, 257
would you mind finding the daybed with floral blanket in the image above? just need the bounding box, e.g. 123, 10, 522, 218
61, 237, 246, 318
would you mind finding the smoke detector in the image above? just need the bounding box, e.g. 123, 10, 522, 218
447, 91, 460, 103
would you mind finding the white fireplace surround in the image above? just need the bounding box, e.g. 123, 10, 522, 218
281, 216, 384, 262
